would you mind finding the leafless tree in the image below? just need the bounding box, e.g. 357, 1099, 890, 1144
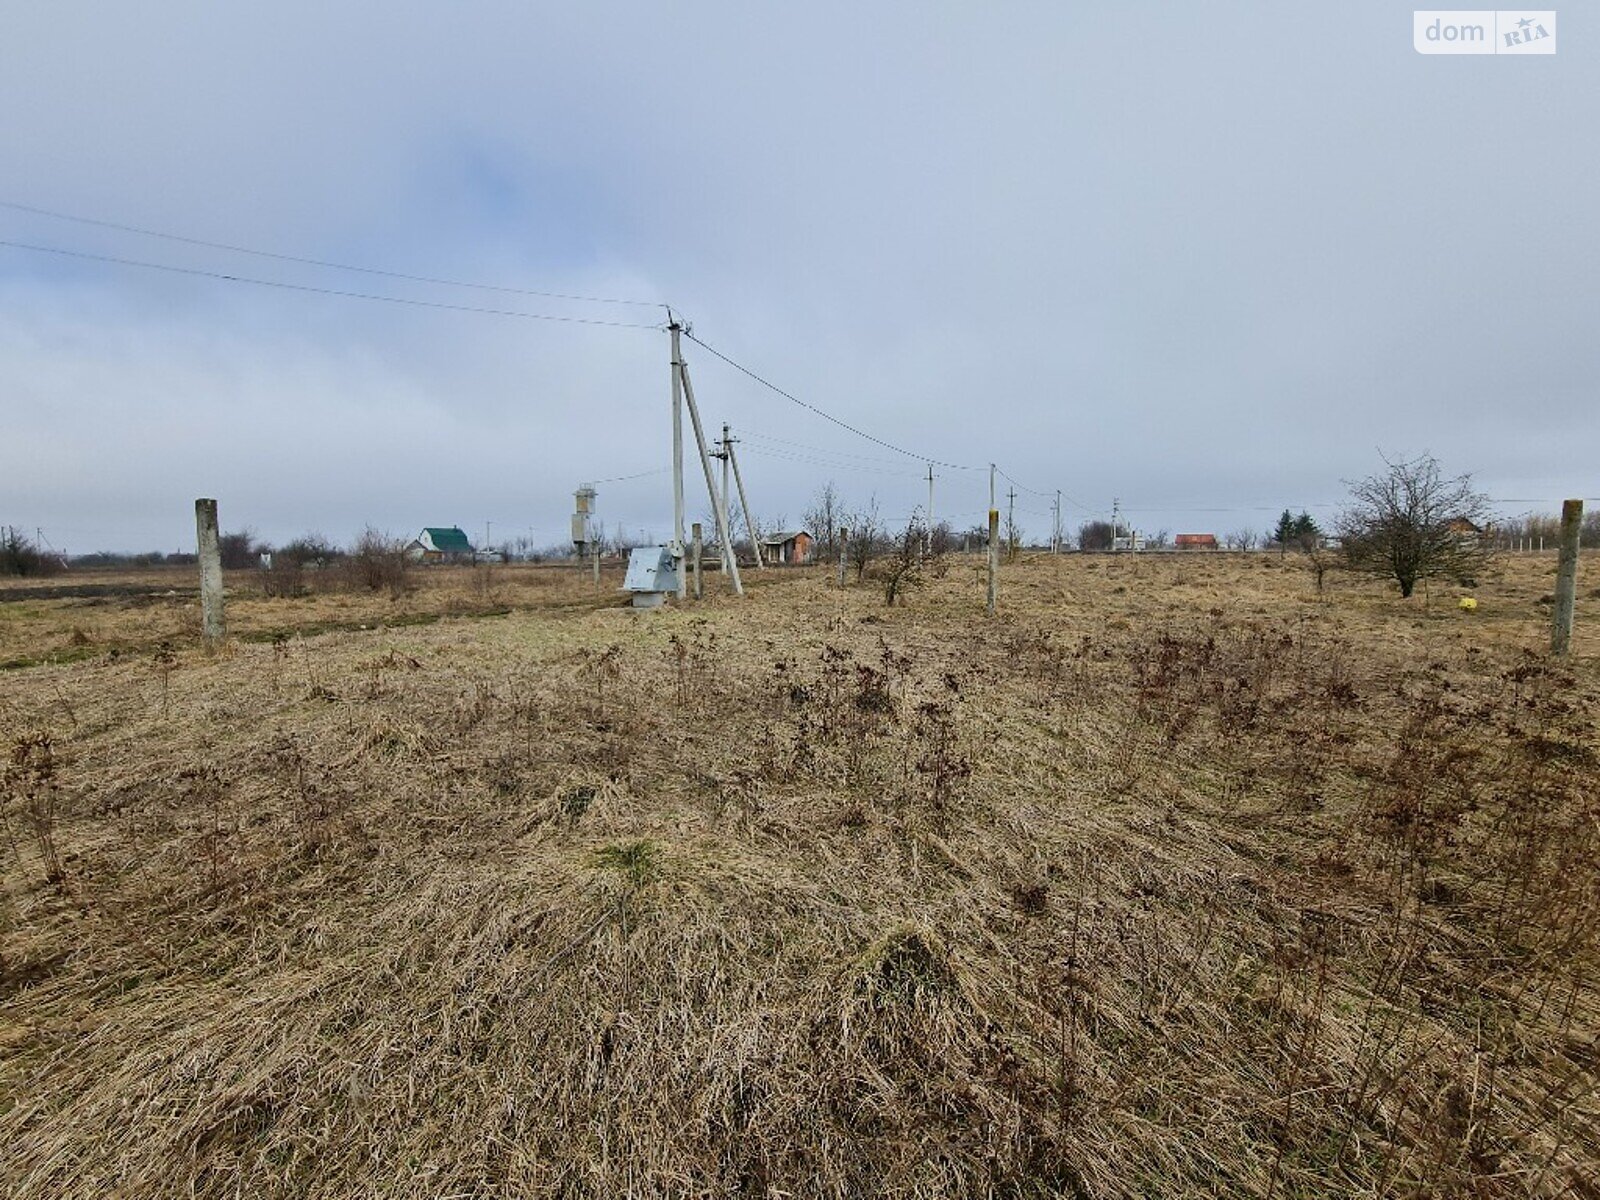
218, 529, 262, 570
1224, 528, 1259, 552
803, 483, 844, 562
846, 498, 881, 582
1337, 453, 1491, 598
1, 527, 64, 577
880, 518, 929, 606
1078, 520, 1114, 551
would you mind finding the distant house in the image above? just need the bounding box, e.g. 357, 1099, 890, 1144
1174, 533, 1219, 550
406, 526, 475, 563
1446, 517, 1485, 536
759, 530, 814, 565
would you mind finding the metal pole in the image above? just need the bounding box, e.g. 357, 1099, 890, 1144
728, 433, 763, 568
670, 318, 687, 597
691, 522, 704, 600
195, 498, 225, 651
987, 507, 999, 614
1552, 499, 1582, 656
678, 358, 744, 597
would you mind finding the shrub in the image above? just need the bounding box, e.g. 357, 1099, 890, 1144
344, 528, 409, 597
218, 529, 262, 570
1, 527, 65, 577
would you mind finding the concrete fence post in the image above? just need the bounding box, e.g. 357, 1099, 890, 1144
691, 522, 704, 600
1552, 499, 1582, 656
987, 508, 1000, 614
195, 498, 225, 651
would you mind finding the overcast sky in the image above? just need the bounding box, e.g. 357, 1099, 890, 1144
2, 3, 1594, 553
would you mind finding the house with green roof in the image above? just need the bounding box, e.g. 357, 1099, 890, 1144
406, 526, 475, 563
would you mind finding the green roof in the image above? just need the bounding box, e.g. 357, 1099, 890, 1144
422, 526, 473, 553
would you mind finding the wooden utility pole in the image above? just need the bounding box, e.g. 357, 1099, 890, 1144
987, 508, 1000, 613
195, 498, 225, 651
669, 316, 687, 597
837, 526, 849, 588
691, 522, 704, 600
677, 353, 743, 597
1552, 499, 1582, 656
726, 427, 763, 568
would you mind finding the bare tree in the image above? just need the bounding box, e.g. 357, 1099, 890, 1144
803, 483, 844, 563
1078, 520, 1114, 551
1224, 528, 1259, 552
846, 497, 881, 582
1, 527, 64, 577
880, 518, 929, 606
1337, 453, 1491, 598
1582, 510, 1600, 550
218, 528, 262, 570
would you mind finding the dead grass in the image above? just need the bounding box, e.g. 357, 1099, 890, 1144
1, 552, 1596, 1197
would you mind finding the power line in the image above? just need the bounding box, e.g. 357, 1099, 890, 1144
740, 444, 928, 480
682, 330, 982, 472
0, 198, 665, 308
0, 238, 663, 329
740, 429, 925, 470
583, 466, 673, 485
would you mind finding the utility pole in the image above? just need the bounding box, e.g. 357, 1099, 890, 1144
926, 463, 935, 555
484, 521, 491, 558
677, 347, 744, 596
726, 428, 764, 568
1552, 499, 1582, 656
989, 463, 996, 511
1007, 487, 1017, 562
195, 498, 225, 652
720, 423, 733, 536
1053, 491, 1062, 555
669, 314, 687, 597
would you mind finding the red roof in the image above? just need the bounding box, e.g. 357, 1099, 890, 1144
1175, 533, 1218, 546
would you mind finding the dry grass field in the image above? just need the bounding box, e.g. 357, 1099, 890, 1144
2, 551, 1597, 1198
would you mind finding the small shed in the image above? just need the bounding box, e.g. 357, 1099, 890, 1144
1175, 533, 1219, 550
759, 530, 814, 565
407, 526, 475, 563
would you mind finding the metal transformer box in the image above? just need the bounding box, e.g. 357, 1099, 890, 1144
623, 546, 678, 607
